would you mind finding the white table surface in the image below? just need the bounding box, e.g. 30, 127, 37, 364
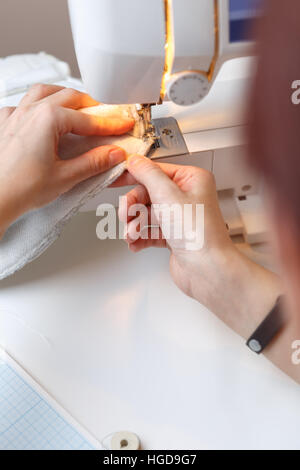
0, 212, 299, 450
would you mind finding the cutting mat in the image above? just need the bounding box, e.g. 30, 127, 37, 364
0, 350, 100, 450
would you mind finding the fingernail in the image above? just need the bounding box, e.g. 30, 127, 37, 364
109, 148, 126, 165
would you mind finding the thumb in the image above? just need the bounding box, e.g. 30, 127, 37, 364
59, 145, 126, 189
127, 154, 179, 202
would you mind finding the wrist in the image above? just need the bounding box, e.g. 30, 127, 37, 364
190, 245, 282, 338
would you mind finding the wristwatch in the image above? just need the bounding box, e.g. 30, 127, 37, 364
246, 297, 285, 354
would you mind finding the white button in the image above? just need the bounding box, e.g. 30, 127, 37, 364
111, 431, 140, 450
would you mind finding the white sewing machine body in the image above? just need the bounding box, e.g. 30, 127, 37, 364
69, 0, 266, 244
68, 0, 256, 105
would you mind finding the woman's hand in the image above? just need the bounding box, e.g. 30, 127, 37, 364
118, 155, 282, 339
0, 84, 134, 237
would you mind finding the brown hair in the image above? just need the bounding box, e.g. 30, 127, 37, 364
249, 0, 300, 226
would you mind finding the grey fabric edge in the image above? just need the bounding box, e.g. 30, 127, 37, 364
0, 162, 126, 281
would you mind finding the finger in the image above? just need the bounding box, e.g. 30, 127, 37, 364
57, 107, 135, 137
19, 84, 66, 106
121, 160, 213, 195
58, 145, 126, 189
40, 87, 99, 109
111, 162, 182, 188
154, 163, 215, 195
118, 184, 150, 223
112, 162, 185, 187
110, 170, 138, 188
126, 155, 180, 202
128, 237, 167, 253
0, 106, 16, 124
124, 204, 163, 244
126, 214, 163, 244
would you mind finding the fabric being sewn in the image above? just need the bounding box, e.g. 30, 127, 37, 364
0, 134, 152, 281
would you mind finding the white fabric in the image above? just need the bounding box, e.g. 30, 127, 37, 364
0, 52, 70, 99
0, 136, 152, 281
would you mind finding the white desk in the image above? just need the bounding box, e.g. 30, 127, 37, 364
0, 212, 299, 450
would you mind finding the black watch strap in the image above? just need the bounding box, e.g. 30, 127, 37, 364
246, 297, 285, 354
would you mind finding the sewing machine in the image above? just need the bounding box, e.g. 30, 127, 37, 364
68, 0, 266, 245
4, 2, 300, 450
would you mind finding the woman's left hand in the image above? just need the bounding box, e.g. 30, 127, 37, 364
0, 84, 134, 237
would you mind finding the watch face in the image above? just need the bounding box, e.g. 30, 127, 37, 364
229, 0, 263, 43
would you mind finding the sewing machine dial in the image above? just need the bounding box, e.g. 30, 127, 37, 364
166, 72, 210, 106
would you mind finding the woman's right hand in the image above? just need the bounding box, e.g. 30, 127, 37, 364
117, 155, 282, 339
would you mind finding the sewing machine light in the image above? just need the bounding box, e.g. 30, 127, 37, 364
161, 0, 218, 106
160, 0, 174, 100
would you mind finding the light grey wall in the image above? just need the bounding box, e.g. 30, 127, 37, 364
0, 0, 80, 76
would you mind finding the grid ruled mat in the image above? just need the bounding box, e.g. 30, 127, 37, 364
0, 351, 100, 450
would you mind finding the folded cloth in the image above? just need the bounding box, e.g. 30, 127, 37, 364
0, 52, 70, 99
0, 135, 152, 281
